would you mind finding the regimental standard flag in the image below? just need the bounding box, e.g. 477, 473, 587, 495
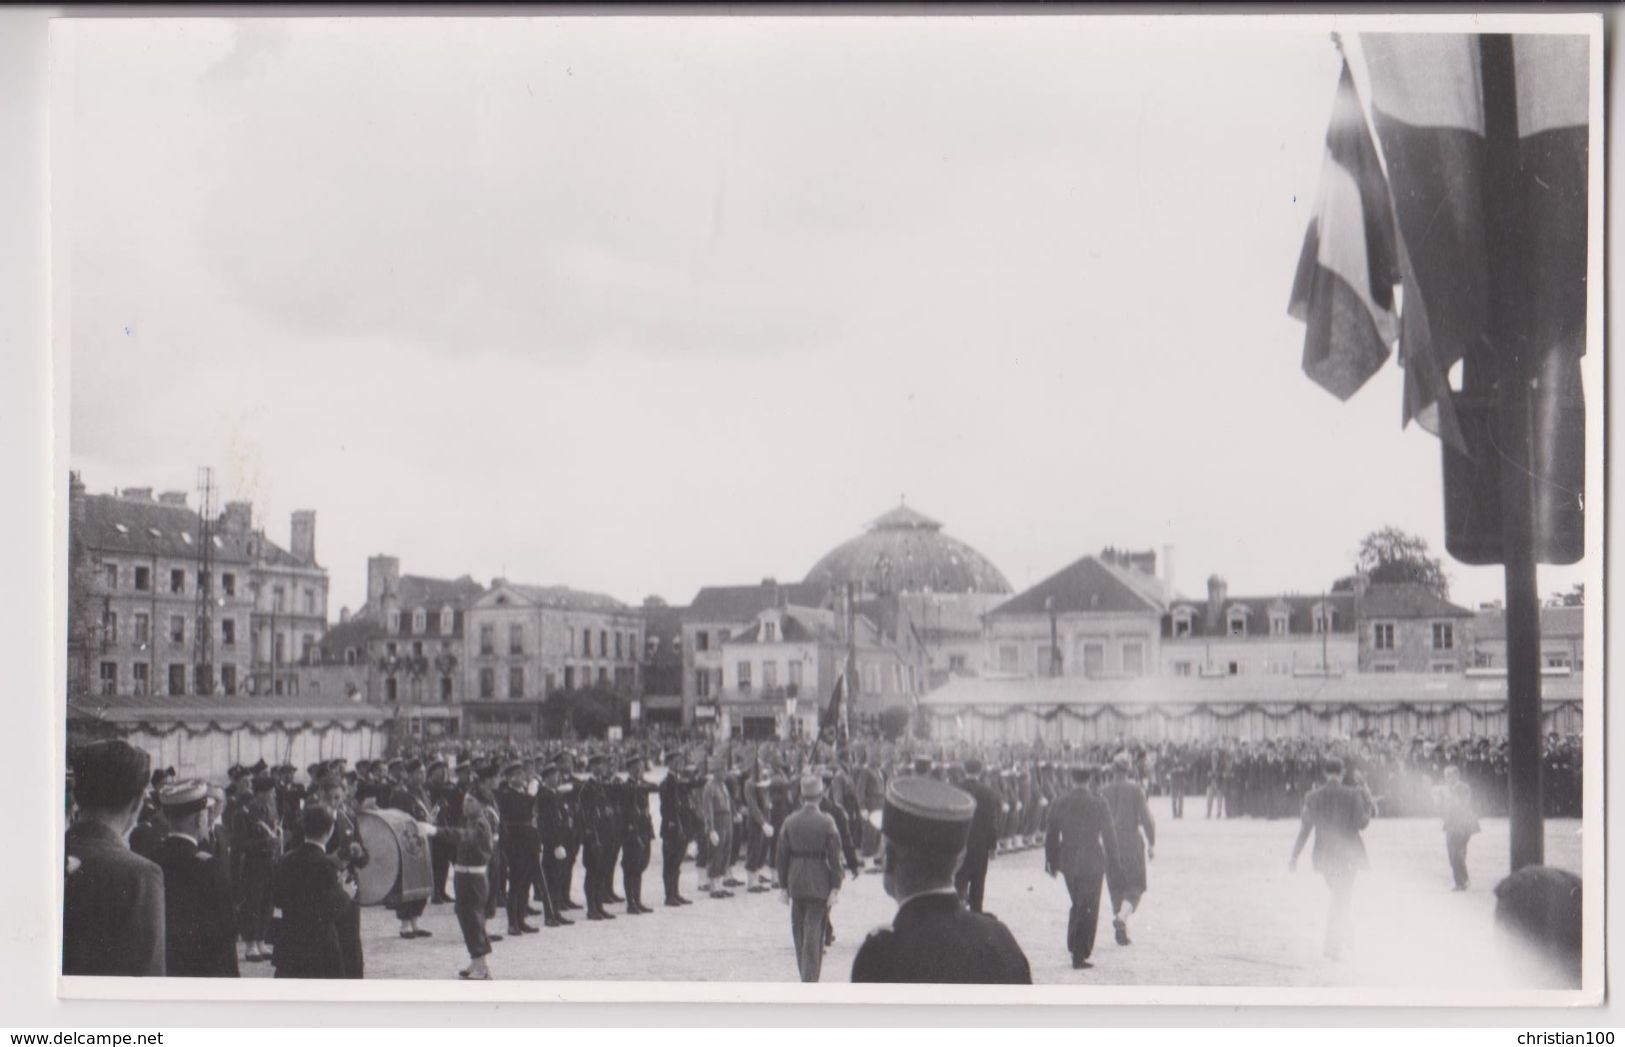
1291, 34, 1588, 566
820, 655, 850, 735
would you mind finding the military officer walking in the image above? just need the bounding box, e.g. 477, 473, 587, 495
154, 780, 238, 977
776, 771, 845, 982
953, 758, 1001, 914
852, 777, 1031, 983
1044, 765, 1119, 970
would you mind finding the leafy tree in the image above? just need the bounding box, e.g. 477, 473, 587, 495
541, 687, 622, 739
877, 705, 911, 741
1351, 526, 1450, 598
1550, 583, 1584, 607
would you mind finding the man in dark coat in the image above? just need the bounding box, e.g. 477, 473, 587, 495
852, 777, 1031, 984
1045, 765, 1120, 970
154, 780, 238, 977
271, 805, 354, 979
1099, 752, 1156, 946
618, 755, 657, 914
578, 755, 618, 919
317, 774, 368, 978
953, 758, 1001, 913
62, 741, 166, 977
656, 757, 696, 906
1290, 756, 1373, 961
233, 774, 282, 963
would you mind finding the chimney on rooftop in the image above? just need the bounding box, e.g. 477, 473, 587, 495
1206, 575, 1228, 632
69, 472, 86, 530
221, 501, 253, 541
158, 490, 188, 507
123, 487, 153, 502
1161, 544, 1176, 599
290, 510, 316, 564
367, 555, 400, 613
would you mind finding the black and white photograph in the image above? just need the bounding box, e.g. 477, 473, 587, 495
41, 10, 1603, 1008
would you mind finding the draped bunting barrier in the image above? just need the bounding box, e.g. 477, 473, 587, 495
922, 699, 1583, 744
66, 705, 396, 783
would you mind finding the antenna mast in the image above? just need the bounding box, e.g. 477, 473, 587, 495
193, 466, 216, 696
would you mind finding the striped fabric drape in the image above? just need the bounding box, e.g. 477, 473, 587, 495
1290, 33, 1588, 565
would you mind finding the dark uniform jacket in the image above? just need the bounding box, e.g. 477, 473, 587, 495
537, 785, 570, 856
775, 805, 844, 900
851, 890, 1031, 984
62, 821, 165, 977
1044, 787, 1119, 878
156, 834, 239, 977
960, 778, 1002, 861
1301, 782, 1371, 876
271, 841, 353, 978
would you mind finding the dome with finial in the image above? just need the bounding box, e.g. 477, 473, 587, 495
803, 502, 1012, 598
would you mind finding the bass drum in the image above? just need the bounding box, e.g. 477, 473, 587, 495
355, 807, 433, 907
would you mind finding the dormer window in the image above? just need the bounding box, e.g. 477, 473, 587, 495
1227, 607, 1248, 638
413, 608, 427, 634
764, 620, 778, 643
1270, 612, 1289, 637
1172, 608, 1194, 639
1312, 604, 1335, 633
388, 609, 401, 634
441, 606, 454, 635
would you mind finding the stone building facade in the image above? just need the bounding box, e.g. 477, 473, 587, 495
68, 473, 327, 704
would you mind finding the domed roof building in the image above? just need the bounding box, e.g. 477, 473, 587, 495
803, 504, 1012, 598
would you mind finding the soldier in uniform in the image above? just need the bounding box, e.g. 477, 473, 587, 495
556, 751, 585, 911
427, 759, 458, 904
776, 771, 844, 982
952, 758, 1001, 914
535, 758, 576, 925
385, 757, 435, 940
316, 773, 368, 978
425, 789, 501, 980
700, 761, 735, 898
1100, 752, 1156, 947
618, 754, 657, 915
656, 755, 697, 907
497, 760, 542, 935
852, 777, 1032, 984
234, 773, 283, 964
855, 747, 886, 872
1290, 756, 1373, 960
62, 740, 165, 977
1045, 765, 1119, 970
153, 780, 238, 977
577, 754, 618, 920
742, 762, 774, 893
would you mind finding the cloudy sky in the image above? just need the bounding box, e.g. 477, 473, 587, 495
63, 16, 1588, 614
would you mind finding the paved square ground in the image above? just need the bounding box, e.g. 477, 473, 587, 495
244, 797, 1583, 987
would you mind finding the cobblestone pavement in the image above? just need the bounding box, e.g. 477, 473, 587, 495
243, 797, 1583, 986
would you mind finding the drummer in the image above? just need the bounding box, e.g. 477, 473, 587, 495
421, 787, 500, 979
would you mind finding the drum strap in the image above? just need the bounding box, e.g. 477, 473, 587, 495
452, 864, 488, 876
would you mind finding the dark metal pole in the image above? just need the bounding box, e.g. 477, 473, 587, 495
1480, 33, 1544, 870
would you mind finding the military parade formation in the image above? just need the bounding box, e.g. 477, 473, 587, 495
62, 725, 1585, 984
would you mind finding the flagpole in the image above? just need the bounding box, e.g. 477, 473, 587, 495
1480, 33, 1544, 872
